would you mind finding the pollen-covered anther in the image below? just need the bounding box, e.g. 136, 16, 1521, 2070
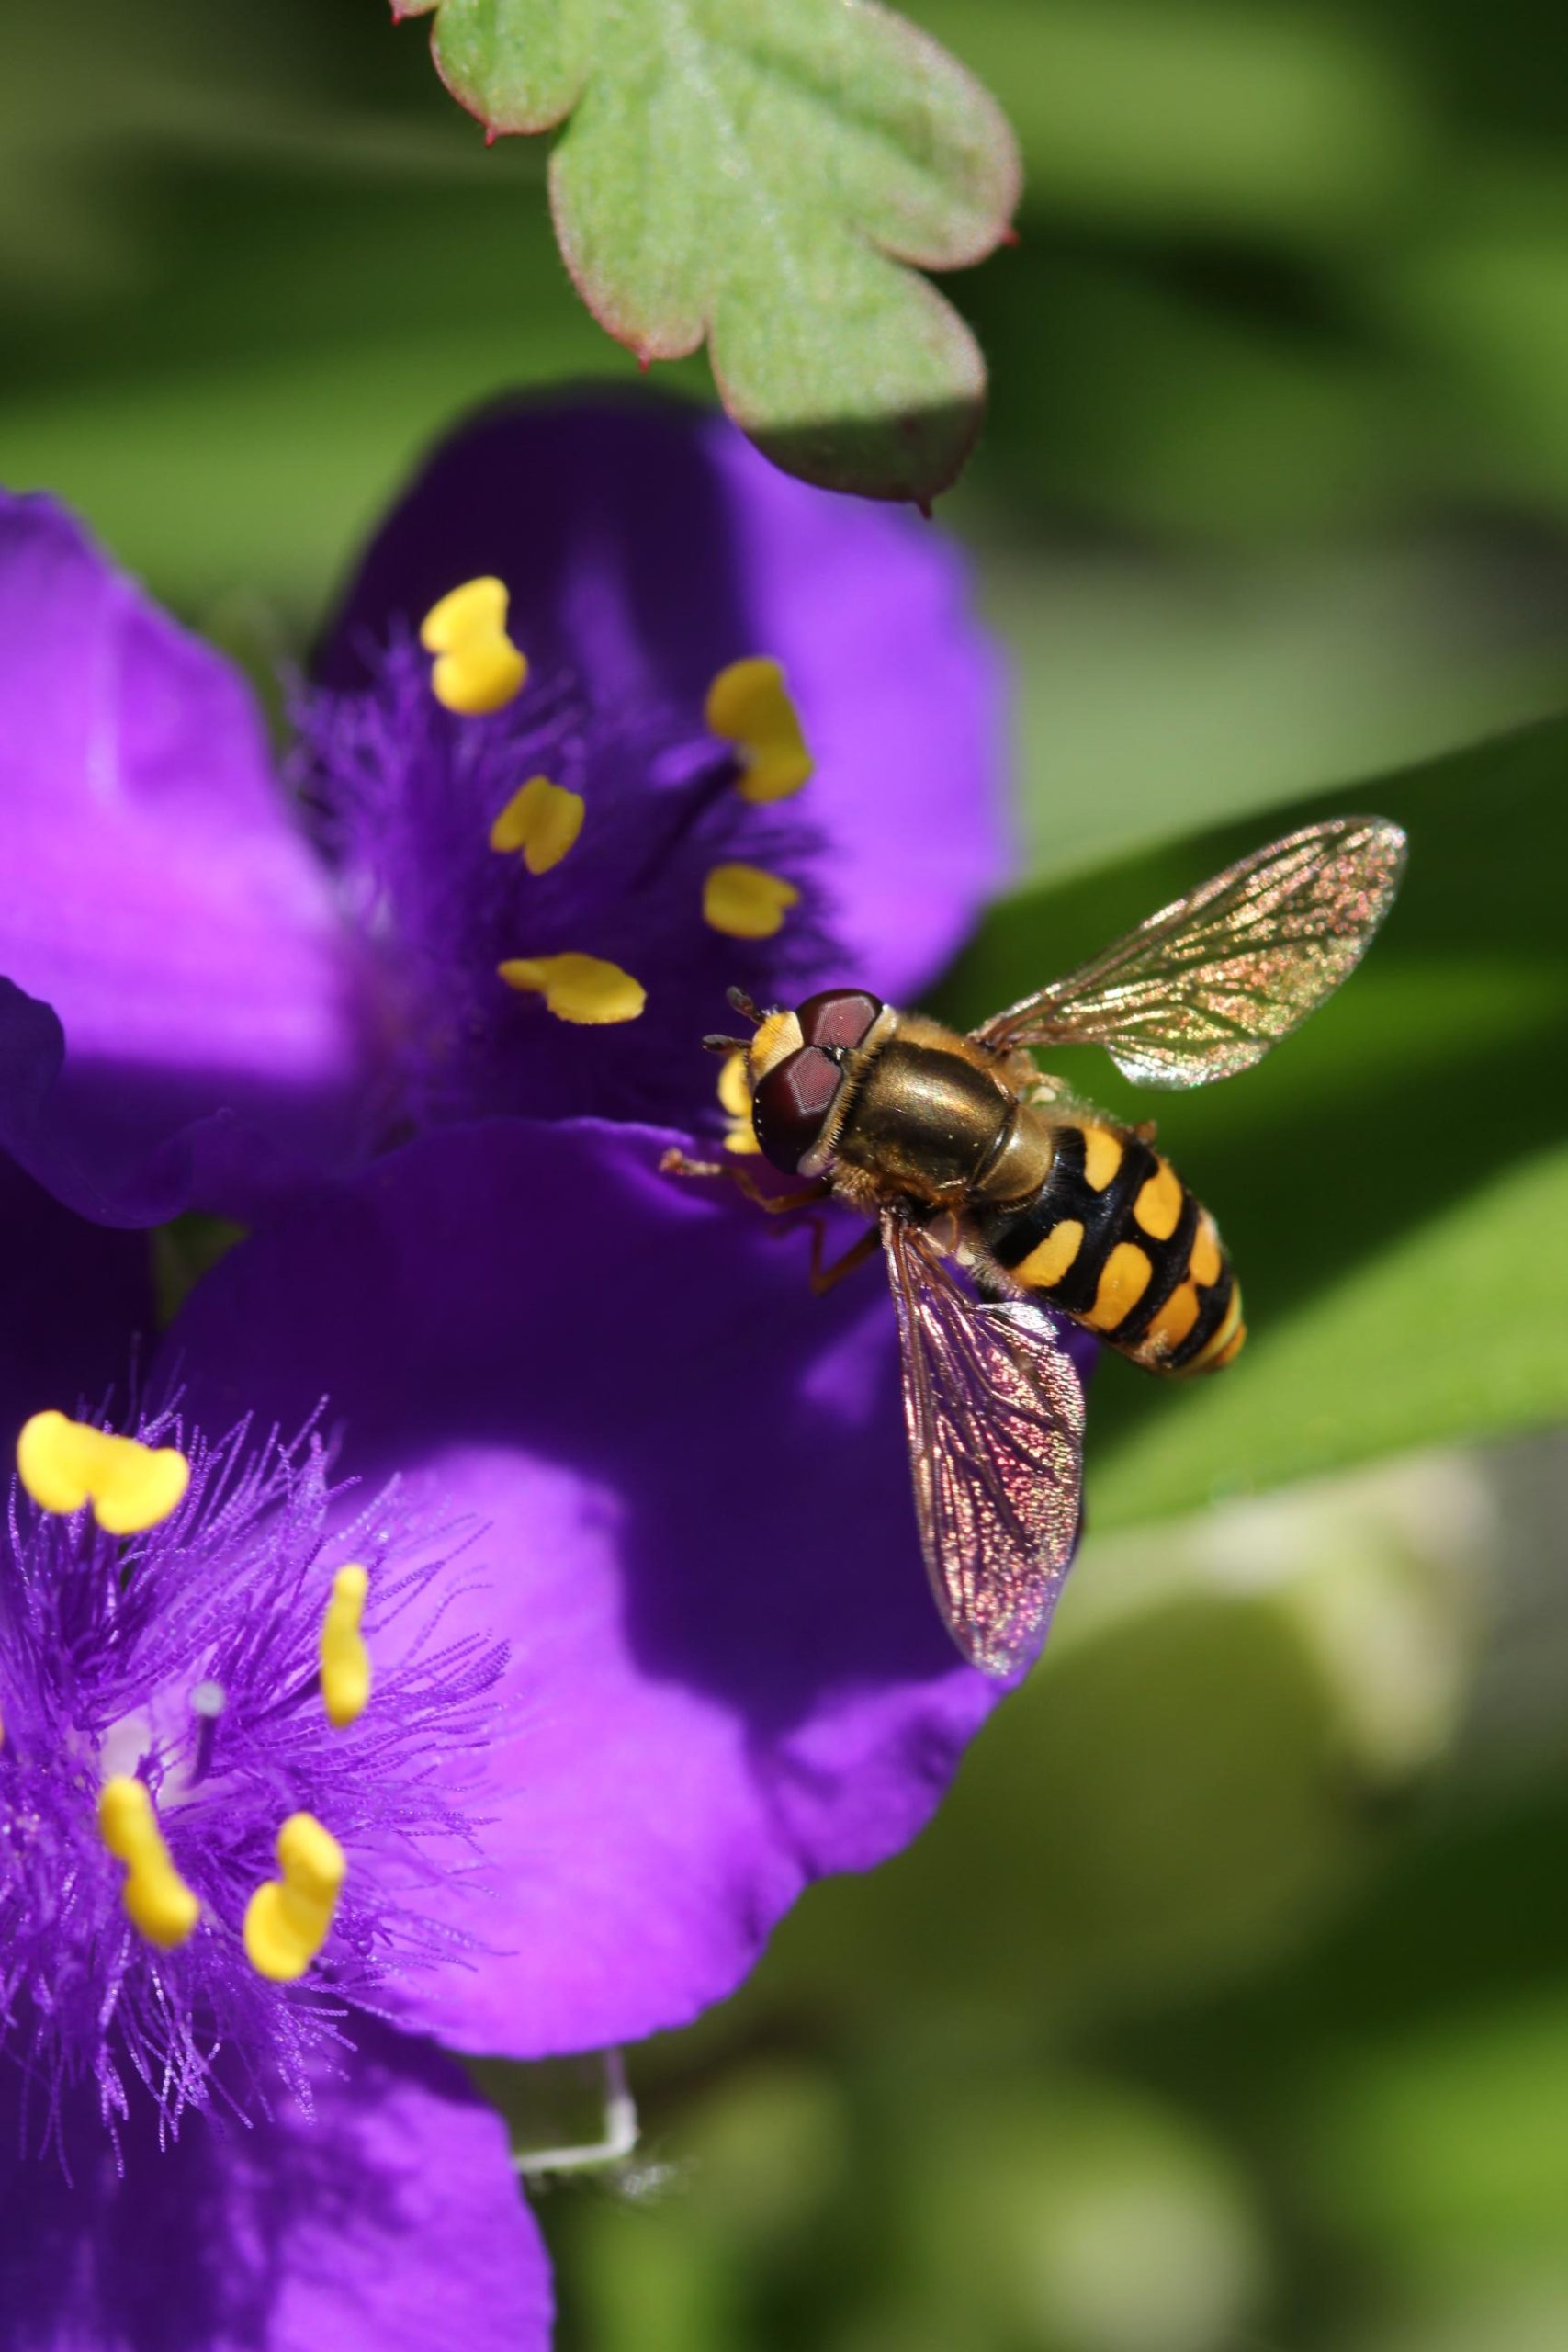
98, 1777, 201, 1950
718, 1050, 762, 1157
243, 1812, 346, 1983
497, 953, 647, 1025
321, 1564, 371, 1729
489, 774, 585, 874
703, 863, 802, 941
705, 657, 813, 803
420, 576, 528, 717
17, 1411, 190, 1535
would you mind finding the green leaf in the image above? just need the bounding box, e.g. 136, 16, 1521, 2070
393, 0, 1020, 502
935, 719, 1568, 1527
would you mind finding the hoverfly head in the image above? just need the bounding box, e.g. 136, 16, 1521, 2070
748, 988, 884, 1171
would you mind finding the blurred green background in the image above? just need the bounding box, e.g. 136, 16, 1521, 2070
8, 4, 1568, 2345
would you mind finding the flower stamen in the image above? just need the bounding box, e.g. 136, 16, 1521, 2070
705, 658, 813, 803
321, 1565, 371, 1730
497, 953, 647, 1025
421, 577, 528, 716
489, 774, 585, 874
243, 1813, 345, 1983
703, 862, 801, 941
17, 1412, 190, 1534
98, 1777, 201, 1950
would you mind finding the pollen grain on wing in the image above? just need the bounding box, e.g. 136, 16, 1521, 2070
497, 952, 647, 1025
98, 1777, 201, 1950
421, 576, 528, 716
243, 1813, 346, 1983
17, 1411, 190, 1535
705, 656, 813, 803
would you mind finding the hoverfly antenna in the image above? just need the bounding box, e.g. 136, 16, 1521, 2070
702, 1032, 751, 1056
726, 986, 763, 1026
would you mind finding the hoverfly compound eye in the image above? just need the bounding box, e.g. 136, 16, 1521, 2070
795, 989, 884, 1055
752, 1046, 842, 1171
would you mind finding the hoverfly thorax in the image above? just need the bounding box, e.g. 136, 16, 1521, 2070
750, 989, 1050, 1208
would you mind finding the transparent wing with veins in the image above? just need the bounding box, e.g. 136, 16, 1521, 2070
885, 1212, 1087, 1677
971, 816, 1406, 1087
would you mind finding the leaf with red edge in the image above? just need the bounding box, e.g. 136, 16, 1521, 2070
392, 0, 1021, 503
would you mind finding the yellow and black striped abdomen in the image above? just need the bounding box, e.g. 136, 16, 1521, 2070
978, 1117, 1246, 1374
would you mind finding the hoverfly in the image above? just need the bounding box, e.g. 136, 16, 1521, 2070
673, 817, 1406, 1676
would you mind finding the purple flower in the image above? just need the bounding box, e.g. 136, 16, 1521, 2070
0, 399, 1096, 2339
0, 1403, 547, 2346
0, 392, 1006, 1228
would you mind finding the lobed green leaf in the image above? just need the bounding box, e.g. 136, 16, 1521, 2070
394, 0, 1020, 501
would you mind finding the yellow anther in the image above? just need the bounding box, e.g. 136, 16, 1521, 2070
17, 1412, 190, 1536
497, 953, 647, 1025
98, 1777, 200, 1950
420, 577, 527, 717
489, 775, 585, 874
243, 1813, 345, 1983
705, 657, 813, 803
321, 1565, 371, 1730
717, 1050, 762, 1157
703, 862, 801, 941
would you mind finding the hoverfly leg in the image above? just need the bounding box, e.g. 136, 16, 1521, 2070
727, 1170, 834, 1217
660, 1148, 729, 1182
660, 1149, 830, 1218
807, 1224, 881, 1296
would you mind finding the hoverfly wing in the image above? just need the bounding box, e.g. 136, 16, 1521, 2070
971, 815, 1406, 1088
884, 1210, 1087, 1678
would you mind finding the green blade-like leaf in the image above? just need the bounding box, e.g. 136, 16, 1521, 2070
392, 0, 1020, 501
936, 720, 1568, 1527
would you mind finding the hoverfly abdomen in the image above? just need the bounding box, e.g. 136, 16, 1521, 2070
980, 1118, 1246, 1375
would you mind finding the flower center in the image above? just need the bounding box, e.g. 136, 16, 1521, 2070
295, 580, 834, 1135
415, 580, 816, 1023
1, 1408, 504, 2151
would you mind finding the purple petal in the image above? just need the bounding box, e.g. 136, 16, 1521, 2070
0, 494, 375, 1226
164, 1120, 1069, 2053
315, 393, 1010, 1002
0, 1153, 153, 1446
0, 2018, 550, 2351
